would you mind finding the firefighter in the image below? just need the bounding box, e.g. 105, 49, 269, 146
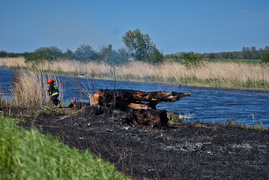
47, 79, 61, 107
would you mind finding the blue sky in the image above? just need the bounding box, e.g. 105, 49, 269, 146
0, 0, 268, 54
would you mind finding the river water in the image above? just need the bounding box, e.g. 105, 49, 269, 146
1, 68, 268, 127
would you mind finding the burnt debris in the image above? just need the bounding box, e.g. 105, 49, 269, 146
87, 89, 191, 128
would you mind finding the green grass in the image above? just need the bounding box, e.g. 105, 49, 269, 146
167, 111, 183, 124
181, 78, 269, 90
0, 115, 128, 180
225, 119, 267, 131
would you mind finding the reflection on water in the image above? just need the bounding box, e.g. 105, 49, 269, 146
1, 69, 269, 127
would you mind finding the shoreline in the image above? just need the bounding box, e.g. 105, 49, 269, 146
1, 65, 269, 91
89, 74, 269, 92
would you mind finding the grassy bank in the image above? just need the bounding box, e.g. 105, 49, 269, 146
0, 115, 127, 180
1, 57, 269, 90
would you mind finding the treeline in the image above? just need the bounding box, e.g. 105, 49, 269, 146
0, 45, 136, 65
0, 51, 21, 58
0, 29, 165, 65
0, 28, 268, 64
165, 46, 269, 61
0, 45, 132, 65
23, 45, 131, 65
1, 45, 269, 65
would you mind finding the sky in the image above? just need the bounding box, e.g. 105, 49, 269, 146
0, 0, 268, 55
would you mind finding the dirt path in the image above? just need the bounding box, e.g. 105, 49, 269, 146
13, 105, 269, 179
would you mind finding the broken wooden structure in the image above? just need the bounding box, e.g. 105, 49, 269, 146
89, 89, 191, 128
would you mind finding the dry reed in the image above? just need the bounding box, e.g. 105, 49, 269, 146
114, 61, 269, 89
0, 57, 29, 68
1, 57, 269, 90
11, 70, 63, 108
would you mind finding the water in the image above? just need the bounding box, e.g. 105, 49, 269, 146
1, 68, 269, 127
0, 68, 14, 96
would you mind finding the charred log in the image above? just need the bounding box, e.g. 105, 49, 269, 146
90, 89, 191, 109
88, 89, 191, 128
122, 109, 169, 128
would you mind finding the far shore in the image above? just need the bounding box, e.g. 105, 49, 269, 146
0, 57, 269, 91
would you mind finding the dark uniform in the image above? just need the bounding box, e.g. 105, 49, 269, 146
48, 82, 60, 107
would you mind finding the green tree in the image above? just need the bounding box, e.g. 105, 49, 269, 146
74, 44, 97, 61
258, 48, 264, 59
251, 46, 259, 59
182, 52, 202, 67
7, 53, 19, 57
264, 46, 269, 52
219, 52, 240, 59
109, 48, 130, 64
261, 52, 269, 63
122, 29, 163, 63
24, 46, 63, 64
146, 45, 164, 63
175, 52, 184, 59
207, 53, 215, 59
63, 49, 75, 60
97, 44, 113, 63
123, 29, 152, 60
0, 50, 8, 57
164, 52, 184, 62
164, 54, 176, 60
241, 47, 251, 59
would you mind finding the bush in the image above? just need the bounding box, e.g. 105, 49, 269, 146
24, 46, 63, 64
146, 46, 164, 64
74, 44, 97, 62
182, 52, 203, 67
0, 50, 8, 57
63, 49, 75, 60
0, 51, 19, 58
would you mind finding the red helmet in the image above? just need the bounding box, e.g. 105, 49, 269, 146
47, 79, 54, 84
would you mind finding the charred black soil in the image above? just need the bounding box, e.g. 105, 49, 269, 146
3, 104, 269, 180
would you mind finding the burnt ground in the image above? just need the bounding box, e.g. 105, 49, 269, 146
3, 104, 269, 180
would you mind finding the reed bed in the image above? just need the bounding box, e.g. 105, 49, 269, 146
113, 61, 269, 89
1, 57, 269, 90
28, 59, 111, 77
11, 70, 63, 108
0, 57, 29, 68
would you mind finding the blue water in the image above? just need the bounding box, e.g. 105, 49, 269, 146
1, 69, 269, 127
0, 68, 14, 96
